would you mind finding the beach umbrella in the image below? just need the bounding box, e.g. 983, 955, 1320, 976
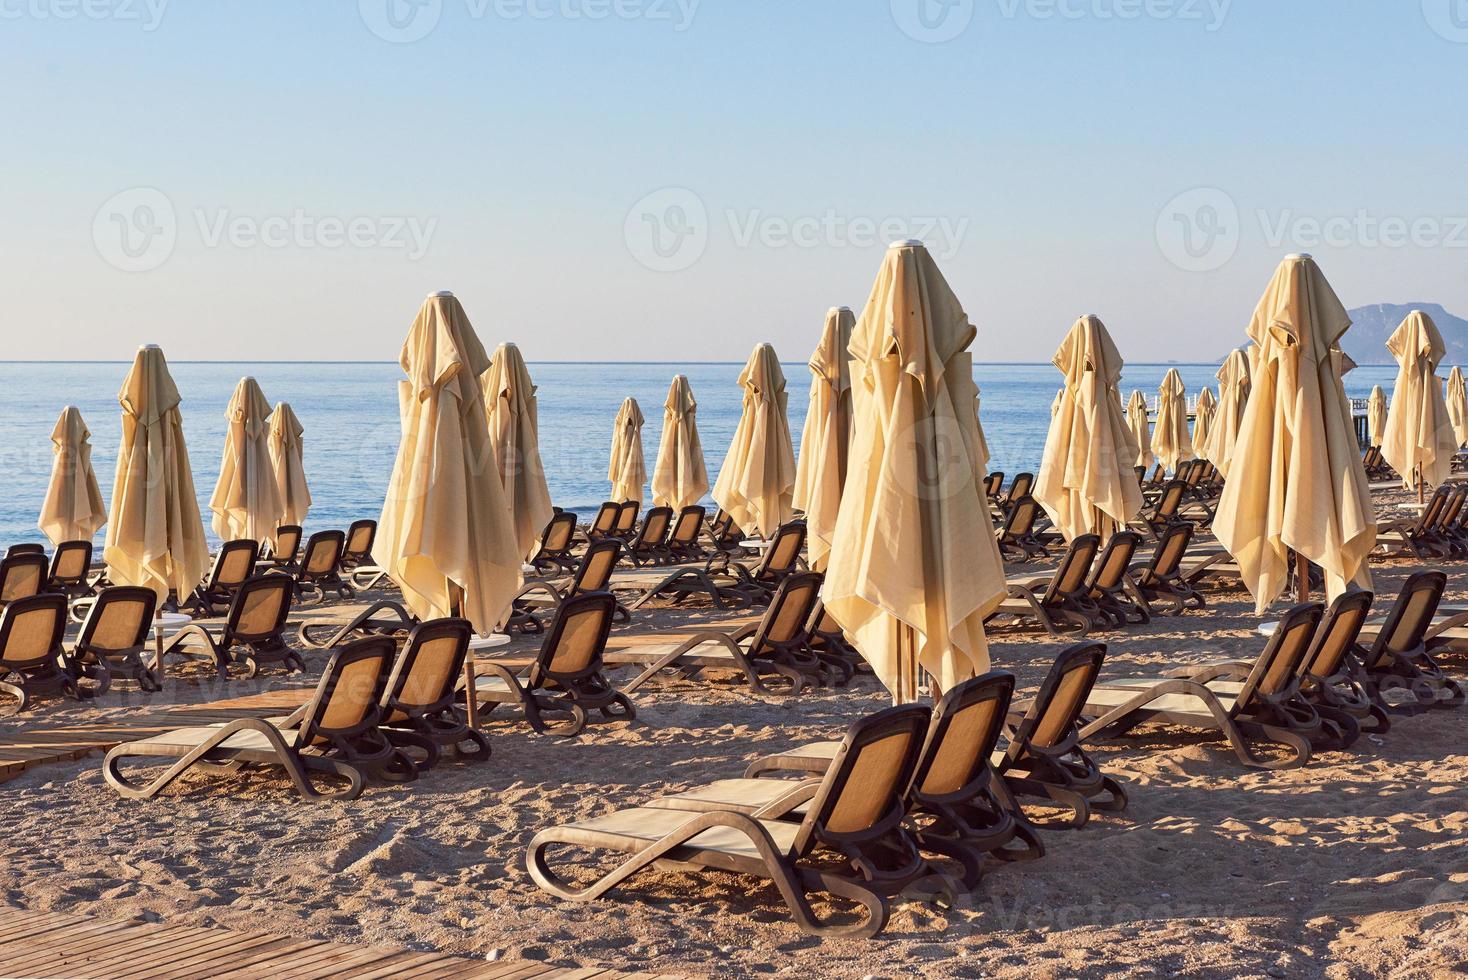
1367, 386, 1388, 448
651, 376, 708, 511
1381, 310, 1457, 495
1214, 255, 1374, 613
267, 402, 311, 543
1125, 390, 1153, 472
104, 345, 210, 602
974, 385, 992, 468
481, 342, 554, 559
824, 241, 1006, 703
1204, 348, 1252, 476
608, 397, 647, 506
210, 376, 284, 547
373, 292, 522, 634
1035, 316, 1143, 542
1191, 387, 1217, 461
38, 406, 106, 546
1445, 367, 1468, 449
713, 343, 796, 538
1152, 369, 1192, 474
792, 307, 854, 570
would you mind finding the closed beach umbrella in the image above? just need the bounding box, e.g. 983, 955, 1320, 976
104, 345, 210, 602
651, 376, 708, 511
1214, 255, 1374, 613
824, 241, 1006, 702
211, 377, 284, 547
792, 307, 854, 570
1445, 367, 1468, 449
481, 342, 554, 559
608, 398, 647, 505
1152, 368, 1192, 474
38, 406, 106, 546
1126, 390, 1153, 471
1035, 316, 1143, 542
1367, 386, 1388, 448
268, 402, 311, 541
713, 343, 796, 538
373, 292, 522, 634
1205, 348, 1252, 476
1191, 387, 1217, 460
974, 385, 992, 468
1381, 310, 1457, 493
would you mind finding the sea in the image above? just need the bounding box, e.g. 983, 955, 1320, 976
0, 361, 1404, 549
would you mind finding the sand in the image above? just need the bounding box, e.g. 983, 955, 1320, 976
0, 503, 1465, 979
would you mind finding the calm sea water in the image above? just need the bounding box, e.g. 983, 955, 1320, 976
0, 360, 1402, 549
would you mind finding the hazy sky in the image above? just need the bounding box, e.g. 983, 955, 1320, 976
4, 1, 1465, 362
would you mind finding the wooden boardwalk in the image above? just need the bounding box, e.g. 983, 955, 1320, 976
0, 906, 677, 979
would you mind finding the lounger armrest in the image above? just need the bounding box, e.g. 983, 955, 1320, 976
749, 778, 824, 819
1165, 663, 1247, 682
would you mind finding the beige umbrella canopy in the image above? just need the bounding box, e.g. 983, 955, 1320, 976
824, 241, 1006, 703
1191, 387, 1217, 460
1214, 255, 1374, 613
1151, 368, 1192, 474
1446, 367, 1468, 449
713, 343, 796, 538
974, 385, 992, 468
481, 342, 554, 559
1367, 386, 1388, 448
1204, 348, 1252, 476
104, 345, 210, 602
210, 377, 284, 547
373, 292, 522, 635
268, 402, 311, 538
1035, 316, 1143, 542
651, 376, 708, 511
1381, 310, 1457, 493
1125, 390, 1153, 471
792, 307, 855, 571
608, 398, 647, 506
38, 406, 106, 546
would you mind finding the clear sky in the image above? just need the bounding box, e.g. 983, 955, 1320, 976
3, 0, 1465, 361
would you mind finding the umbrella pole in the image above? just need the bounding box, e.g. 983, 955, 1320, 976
1417, 465, 1425, 504
1294, 552, 1310, 604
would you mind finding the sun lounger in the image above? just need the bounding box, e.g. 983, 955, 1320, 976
1132, 522, 1206, 612
996, 496, 1049, 561
260, 525, 303, 575
0, 552, 50, 614
0, 594, 104, 711
71, 586, 160, 693
103, 636, 405, 801
44, 540, 97, 601
510, 538, 629, 634
164, 574, 303, 678
623, 506, 673, 566
664, 505, 709, 563
527, 511, 580, 575
630, 520, 805, 611
986, 535, 1100, 638
1353, 572, 1465, 713
1086, 531, 1150, 626
526, 703, 933, 938
804, 599, 868, 685
188, 539, 259, 618
379, 617, 490, 768
1375, 485, 1459, 558
293, 530, 354, 603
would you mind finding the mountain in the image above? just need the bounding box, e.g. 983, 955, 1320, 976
1343, 303, 1468, 365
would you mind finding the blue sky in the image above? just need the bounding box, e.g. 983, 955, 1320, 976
3, 0, 1465, 361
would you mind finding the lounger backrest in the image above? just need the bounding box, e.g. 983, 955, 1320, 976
299, 636, 396, 744
710, 510, 741, 547
756, 522, 806, 577
226, 575, 295, 643
344, 520, 377, 561
911, 671, 1014, 800
635, 507, 672, 548
1008, 472, 1034, 501
1020, 642, 1106, 750
1437, 486, 1467, 532
1416, 489, 1449, 534
209, 540, 259, 590
1182, 460, 1204, 489
0, 593, 67, 669
1301, 590, 1373, 681
796, 704, 931, 851
1364, 571, 1446, 669
572, 539, 622, 594
48, 541, 93, 585
806, 599, 841, 637
1235, 602, 1321, 705
614, 501, 640, 533
1089, 532, 1141, 591
273, 526, 303, 562
0, 554, 48, 603
1140, 522, 1193, 583
537, 591, 617, 680
4, 543, 45, 559
382, 617, 471, 718
539, 512, 578, 553
590, 502, 619, 534
76, 586, 157, 655
1154, 481, 1185, 520
1004, 497, 1039, 537
669, 506, 706, 545
301, 530, 345, 577
983, 472, 1004, 499
1041, 535, 1099, 604
750, 571, 823, 652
